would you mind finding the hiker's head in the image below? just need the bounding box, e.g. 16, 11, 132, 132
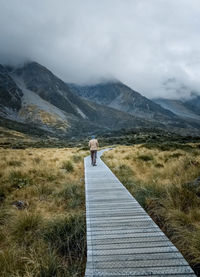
91, 135, 95, 139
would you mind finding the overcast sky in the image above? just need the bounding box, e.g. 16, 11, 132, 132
1, 0, 200, 99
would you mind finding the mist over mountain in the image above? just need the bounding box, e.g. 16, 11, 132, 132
1, 62, 166, 137
0, 61, 200, 138
1, 1, 200, 100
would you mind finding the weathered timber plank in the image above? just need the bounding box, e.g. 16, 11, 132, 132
84, 149, 196, 277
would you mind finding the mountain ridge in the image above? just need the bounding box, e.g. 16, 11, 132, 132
1, 62, 163, 136
0, 61, 200, 137
69, 81, 177, 122
153, 97, 200, 120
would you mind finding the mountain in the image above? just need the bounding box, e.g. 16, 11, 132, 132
12, 62, 95, 119
1, 62, 161, 137
69, 81, 177, 122
154, 77, 200, 120
1, 61, 200, 138
153, 98, 200, 120
153, 96, 200, 121
184, 94, 200, 116
69, 81, 200, 134
0, 65, 23, 118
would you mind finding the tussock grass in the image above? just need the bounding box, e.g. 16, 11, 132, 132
9, 170, 31, 189
0, 186, 7, 203
61, 161, 74, 172
72, 154, 83, 163
137, 154, 154, 162
142, 141, 194, 152
7, 160, 23, 167
103, 143, 200, 271
11, 212, 42, 246
0, 208, 10, 225
43, 213, 86, 259
0, 147, 87, 276
0, 247, 26, 277
57, 183, 85, 209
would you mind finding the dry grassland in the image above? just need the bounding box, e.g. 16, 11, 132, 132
103, 143, 200, 270
0, 147, 89, 277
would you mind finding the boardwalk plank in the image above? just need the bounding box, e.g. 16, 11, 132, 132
84, 150, 195, 277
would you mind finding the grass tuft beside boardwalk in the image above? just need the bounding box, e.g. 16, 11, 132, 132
0, 147, 87, 277
102, 142, 200, 273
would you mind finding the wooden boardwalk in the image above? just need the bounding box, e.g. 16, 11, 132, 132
84, 150, 196, 277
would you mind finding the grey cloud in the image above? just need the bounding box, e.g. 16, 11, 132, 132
1, 0, 200, 99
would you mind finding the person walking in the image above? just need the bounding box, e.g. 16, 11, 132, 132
89, 135, 99, 166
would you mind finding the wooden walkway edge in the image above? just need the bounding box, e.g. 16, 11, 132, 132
84, 149, 196, 277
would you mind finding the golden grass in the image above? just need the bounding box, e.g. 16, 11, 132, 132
0, 147, 88, 277
104, 144, 200, 186
103, 143, 200, 268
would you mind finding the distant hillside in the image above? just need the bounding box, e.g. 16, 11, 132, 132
13, 62, 96, 119
184, 95, 200, 116
0, 61, 200, 137
69, 81, 177, 121
0, 62, 162, 137
154, 98, 200, 120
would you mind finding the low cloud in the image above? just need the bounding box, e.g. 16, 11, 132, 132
1, 0, 200, 99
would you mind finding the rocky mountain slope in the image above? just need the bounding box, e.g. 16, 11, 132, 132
12, 62, 94, 119
69, 81, 177, 121
0, 65, 23, 118
154, 98, 200, 120
1, 62, 161, 137
0, 61, 200, 137
184, 95, 200, 116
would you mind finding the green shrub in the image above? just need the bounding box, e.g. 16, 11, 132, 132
61, 161, 74, 172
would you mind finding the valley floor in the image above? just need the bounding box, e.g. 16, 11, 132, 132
1, 141, 200, 276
